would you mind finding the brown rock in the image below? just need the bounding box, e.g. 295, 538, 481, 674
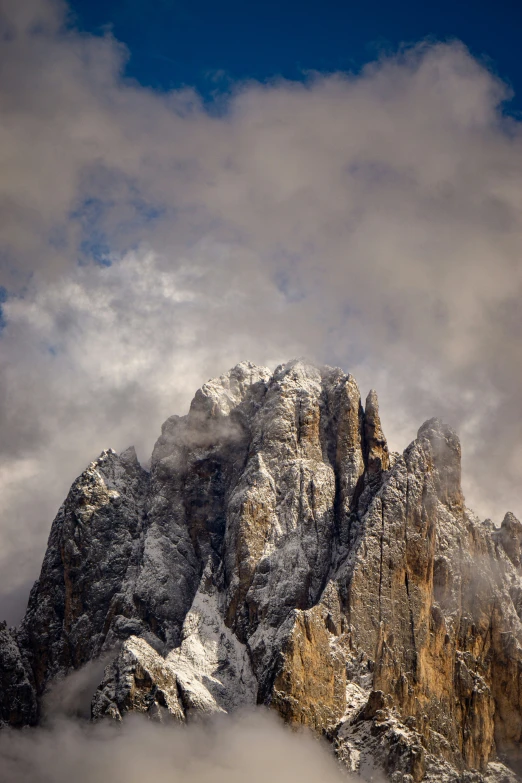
271, 601, 347, 731
364, 390, 390, 474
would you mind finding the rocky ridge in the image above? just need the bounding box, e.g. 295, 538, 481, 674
1, 359, 522, 783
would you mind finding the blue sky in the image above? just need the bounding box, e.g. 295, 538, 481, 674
70, 0, 522, 113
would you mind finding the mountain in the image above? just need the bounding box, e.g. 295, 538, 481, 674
1, 359, 522, 782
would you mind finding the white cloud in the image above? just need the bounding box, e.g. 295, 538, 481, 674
0, 709, 347, 783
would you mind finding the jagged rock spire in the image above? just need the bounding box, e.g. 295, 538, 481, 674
416, 417, 464, 510
497, 511, 522, 568
364, 389, 390, 474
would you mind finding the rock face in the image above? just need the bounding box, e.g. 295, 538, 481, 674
0, 623, 37, 728
1, 359, 522, 782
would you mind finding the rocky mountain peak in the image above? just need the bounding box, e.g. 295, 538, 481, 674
364, 388, 390, 475
497, 512, 522, 568
191, 360, 272, 418
118, 445, 141, 468
1, 360, 521, 783
415, 417, 464, 510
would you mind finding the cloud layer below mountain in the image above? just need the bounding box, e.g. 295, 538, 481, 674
0, 709, 347, 783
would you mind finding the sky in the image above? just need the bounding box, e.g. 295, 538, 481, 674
69, 0, 522, 115
0, 0, 522, 625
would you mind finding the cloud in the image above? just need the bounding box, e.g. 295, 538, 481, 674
0, 709, 347, 783
41, 654, 117, 720
0, 0, 522, 619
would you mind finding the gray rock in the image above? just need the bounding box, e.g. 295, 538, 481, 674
0, 622, 37, 727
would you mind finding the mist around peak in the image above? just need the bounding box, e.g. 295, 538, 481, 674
0, 707, 348, 783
